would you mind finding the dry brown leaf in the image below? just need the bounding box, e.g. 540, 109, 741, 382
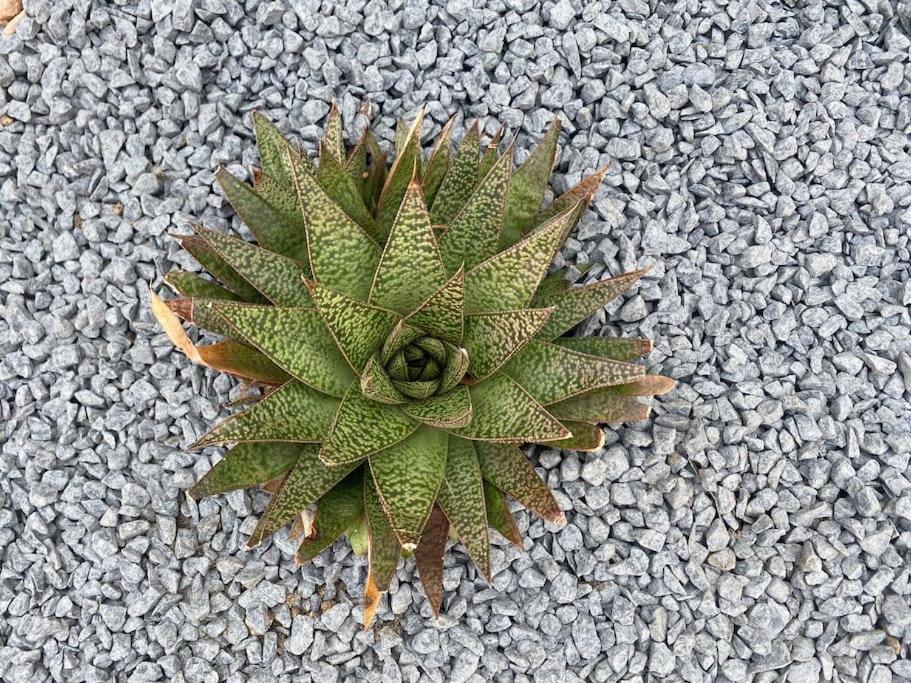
2, 10, 23, 37
0, 0, 21, 22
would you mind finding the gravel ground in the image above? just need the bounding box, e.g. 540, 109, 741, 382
2, 0, 911, 681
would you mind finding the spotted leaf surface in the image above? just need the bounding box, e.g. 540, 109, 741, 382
369, 426, 448, 548
475, 442, 565, 525
407, 266, 465, 344
484, 482, 523, 548
248, 447, 358, 547
179, 234, 266, 303
295, 469, 364, 563
413, 505, 449, 616
363, 477, 401, 627
463, 308, 552, 380
553, 336, 653, 361
375, 112, 423, 242
503, 340, 645, 405
192, 381, 338, 448
320, 382, 419, 466
401, 384, 472, 428
188, 442, 302, 499
371, 180, 447, 314
534, 269, 649, 339
318, 139, 376, 231
430, 121, 480, 225
438, 437, 490, 580
165, 271, 244, 302
252, 112, 297, 186
210, 303, 355, 397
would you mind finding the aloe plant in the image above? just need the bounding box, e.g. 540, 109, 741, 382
151, 105, 674, 625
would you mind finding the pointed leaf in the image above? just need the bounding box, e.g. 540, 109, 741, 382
193, 226, 312, 307
189, 442, 302, 499
320, 382, 419, 466
165, 271, 244, 302
150, 292, 289, 384
252, 112, 297, 186
252, 173, 306, 235
475, 442, 565, 524
453, 374, 570, 442
503, 340, 645, 405
191, 381, 339, 448
179, 235, 266, 303
163, 296, 236, 338
414, 505, 449, 617
294, 470, 365, 561
534, 269, 649, 339
216, 168, 309, 263
463, 308, 552, 380
478, 125, 504, 178
369, 426, 448, 548
361, 355, 408, 404
248, 448, 358, 547
439, 147, 511, 272
548, 388, 652, 424
375, 111, 424, 242
484, 482, 523, 548
553, 336, 653, 361
407, 266, 465, 344
500, 118, 561, 247
422, 117, 454, 207
535, 165, 609, 227
536, 421, 605, 451
210, 303, 355, 397
438, 437, 490, 581
361, 131, 387, 211
401, 384, 472, 428
363, 477, 401, 628
430, 121, 480, 225
438, 346, 470, 393
464, 205, 578, 315
308, 281, 400, 373
392, 378, 440, 401
291, 154, 381, 300
370, 180, 447, 314
318, 139, 376, 231
613, 375, 676, 396
322, 102, 346, 162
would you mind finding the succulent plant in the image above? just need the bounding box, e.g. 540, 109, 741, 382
152, 105, 674, 626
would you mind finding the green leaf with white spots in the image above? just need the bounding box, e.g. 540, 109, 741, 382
318, 139, 376, 232
252, 112, 298, 186
188, 442, 302, 499
360, 355, 408, 404
463, 308, 552, 380
392, 378, 440, 401
414, 505, 449, 616
453, 374, 570, 442
484, 482, 522, 548
422, 117, 454, 207
179, 234, 267, 303
247, 447, 358, 547
533, 269, 649, 339
430, 121, 480, 225
320, 382, 419, 466
191, 381, 339, 448
294, 469, 365, 563
503, 340, 645, 405
308, 281, 400, 373
215, 167, 310, 264
363, 476, 401, 627
464, 205, 578, 315
165, 271, 244, 302
534, 165, 609, 227
369, 425, 448, 548
475, 442, 565, 525
553, 336, 653, 361
209, 303, 355, 397
370, 180, 447, 315
438, 437, 490, 580
401, 384, 472, 428
438, 346, 469, 394
193, 226, 312, 307
500, 118, 561, 247
291, 154, 381, 300
547, 387, 652, 424
407, 266, 465, 344
439, 148, 511, 272
322, 102, 346, 162
375, 111, 424, 242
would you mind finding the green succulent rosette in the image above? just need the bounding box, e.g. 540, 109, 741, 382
152, 105, 674, 625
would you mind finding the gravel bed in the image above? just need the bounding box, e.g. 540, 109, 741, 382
2, 0, 911, 681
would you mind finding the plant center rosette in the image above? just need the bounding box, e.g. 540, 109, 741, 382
151, 106, 675, 626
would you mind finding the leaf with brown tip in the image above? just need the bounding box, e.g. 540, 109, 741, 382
475, 442, 565, 525
363, 477, 401, 628
413, 505, 449, 617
